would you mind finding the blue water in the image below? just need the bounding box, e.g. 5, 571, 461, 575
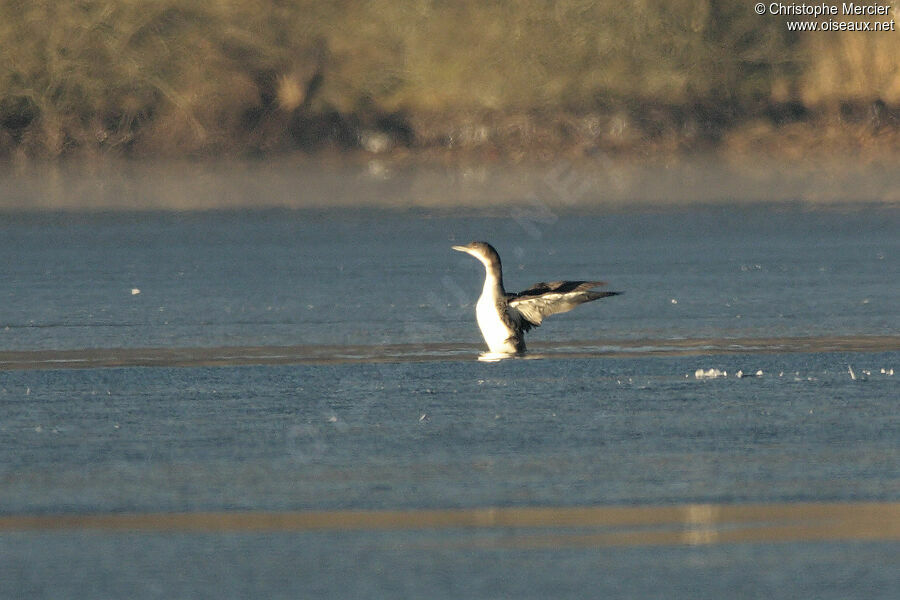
1, 206, 896, 350
1, 205, 898, 599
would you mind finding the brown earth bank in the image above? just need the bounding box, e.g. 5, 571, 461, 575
2, 102, 899, 166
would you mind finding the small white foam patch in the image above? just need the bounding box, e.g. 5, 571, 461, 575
736, 370, 764, 378
690, 367, 894, 381
694, 368, 766, 379
695, 368, 727, 379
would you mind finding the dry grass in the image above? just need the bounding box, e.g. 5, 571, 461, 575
801, 31, 900, 106
0, 0, 898, 159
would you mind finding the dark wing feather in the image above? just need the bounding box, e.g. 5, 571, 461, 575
508, 280, 619, 329
517, 280, 609, 296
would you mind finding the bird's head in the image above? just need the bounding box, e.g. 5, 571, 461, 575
452, 241, 502, 271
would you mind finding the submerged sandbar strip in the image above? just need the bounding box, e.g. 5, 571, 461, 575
0, 502, 897, 548
0, 335, 897, 371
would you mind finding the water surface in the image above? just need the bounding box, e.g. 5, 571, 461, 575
2, 206, 896, 350
1, 205, 897, 599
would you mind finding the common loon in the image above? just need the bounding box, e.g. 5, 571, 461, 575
452, 241, 620, 355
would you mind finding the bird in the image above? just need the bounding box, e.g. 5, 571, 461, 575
452, 241, 620, 356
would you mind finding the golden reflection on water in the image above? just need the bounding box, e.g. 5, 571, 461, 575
2, 502, 898, 548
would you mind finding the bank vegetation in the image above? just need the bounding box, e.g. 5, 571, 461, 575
1, 0, 898, 162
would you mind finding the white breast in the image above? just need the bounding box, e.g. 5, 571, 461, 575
475, 293, 518, 354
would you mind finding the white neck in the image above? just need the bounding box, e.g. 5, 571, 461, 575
477, 256, 505, 296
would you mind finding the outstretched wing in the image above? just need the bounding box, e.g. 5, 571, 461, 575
508, 281, 619, 330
